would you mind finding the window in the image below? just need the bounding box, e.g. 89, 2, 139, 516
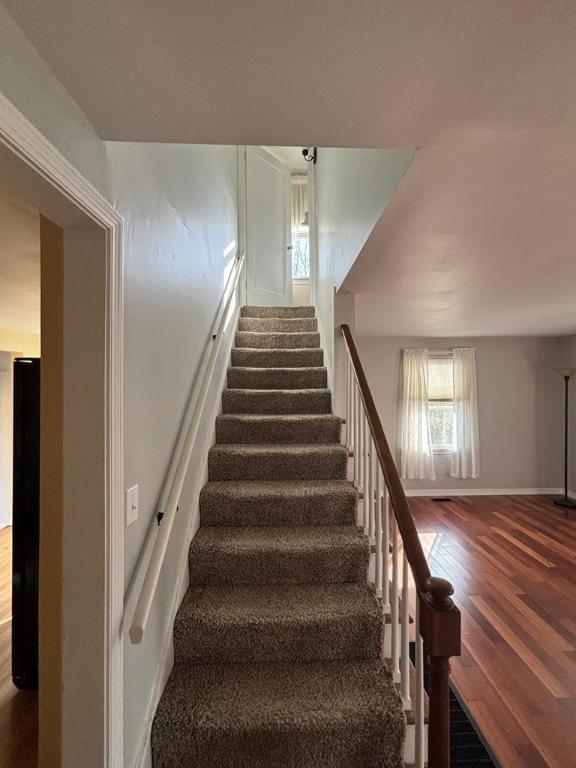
291, 225, 309, 279
428, 356, 455, 452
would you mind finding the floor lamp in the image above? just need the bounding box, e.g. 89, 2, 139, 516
554, 367, 576, 510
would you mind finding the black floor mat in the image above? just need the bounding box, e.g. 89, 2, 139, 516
410, 643, 500, 767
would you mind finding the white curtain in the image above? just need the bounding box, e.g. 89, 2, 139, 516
400, 349, 436, 481
291, 176, 308, 230
451, 347, 480, 479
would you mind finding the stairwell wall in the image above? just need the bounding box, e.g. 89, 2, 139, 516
314, 148, 413, 379
105, 141, 240, 768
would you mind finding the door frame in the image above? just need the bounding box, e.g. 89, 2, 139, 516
307, 156, 318, 306
0, 93, 124, 767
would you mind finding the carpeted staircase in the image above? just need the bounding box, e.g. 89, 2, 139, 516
152, 305, 405, 767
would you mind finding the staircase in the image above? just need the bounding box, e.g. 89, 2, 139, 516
151, 305, 405, 768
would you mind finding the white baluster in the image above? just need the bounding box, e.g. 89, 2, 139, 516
390, 517, 400, 683
353, 382, 359, 486
345, 354, 351, 450
415, 599, 425, 768
358, 400, 364, 494
382, 486, 391, 613
363, 415, 370, 535
375, 465, 383, 597
401, 546, 412, 709
368, 437, 375, 542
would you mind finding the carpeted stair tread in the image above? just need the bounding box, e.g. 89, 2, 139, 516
222, 387, 331, 415
174, 582, 383, 664
200, 479, 357, 526
238, 317, 318, 333
215, 414, 342, 444
240, 305, 315, 318
227, 366, 327, 390
153, 304, 406, 768
189, 525, 369, 585
231, 347, 324, 368
208, 443, 347, 481
230, 347, 324, 368
235, 331, 321, 349
152, 659, 405, 768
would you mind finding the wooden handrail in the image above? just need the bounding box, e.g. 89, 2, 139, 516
341, 324, 434, 593
341, 323, 461, 768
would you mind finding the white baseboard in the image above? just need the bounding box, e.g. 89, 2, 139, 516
133, 305, 240, 768
404, 487, 566, 498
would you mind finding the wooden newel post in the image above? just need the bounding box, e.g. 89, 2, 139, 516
428, 655, 451, 768
419, 576, 461, 768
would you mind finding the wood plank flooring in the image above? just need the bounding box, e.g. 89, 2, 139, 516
410, 495, 576, 768
0, 526, 37, 768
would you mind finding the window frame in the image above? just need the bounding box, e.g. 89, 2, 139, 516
427, 352, 455, 454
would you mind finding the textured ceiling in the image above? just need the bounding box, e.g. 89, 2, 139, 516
5, 0, 576, 335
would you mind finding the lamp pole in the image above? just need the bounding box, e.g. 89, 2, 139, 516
554, 368, 576, 510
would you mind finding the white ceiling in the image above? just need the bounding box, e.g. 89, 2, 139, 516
0, 186, 40, 334
5, 0, 576, 336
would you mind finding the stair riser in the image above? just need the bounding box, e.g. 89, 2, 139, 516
208, 450, 347, 481
222, 389, 331, 414
240, 305, 315, 318
238, 317, 318, 333
174, 614, 383, 665
154, 728, 400, 768
200, 491, 356, 527
235, 332, 320, 349
189, 546, 369, 586
227, 367, 327, 390
231, 348, 324, 368
215, 415, 341, 444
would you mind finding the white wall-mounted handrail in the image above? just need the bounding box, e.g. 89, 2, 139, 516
128, 251, 245, 644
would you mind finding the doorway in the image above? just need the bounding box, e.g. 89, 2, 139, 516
0, 185, 40, 767
0, 102, 124, 768
245, 146, 313, 307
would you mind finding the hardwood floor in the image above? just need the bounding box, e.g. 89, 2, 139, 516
410, 495, 576, 768
0, 526, 37, 768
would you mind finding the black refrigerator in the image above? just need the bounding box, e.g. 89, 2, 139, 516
12, 357, 40, 690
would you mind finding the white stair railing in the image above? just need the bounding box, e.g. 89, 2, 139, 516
342, 325, 460, 768
127, 251, 245, 644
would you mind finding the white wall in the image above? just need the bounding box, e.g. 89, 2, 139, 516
105, 141, 239, 768
0, 3, 109, 195
354, 335, 563, 492
314, 148, 413, 376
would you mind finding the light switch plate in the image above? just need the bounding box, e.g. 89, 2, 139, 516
126, 485, 139, 527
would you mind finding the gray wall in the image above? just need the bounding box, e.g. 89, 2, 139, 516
354, 335, 564, 491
